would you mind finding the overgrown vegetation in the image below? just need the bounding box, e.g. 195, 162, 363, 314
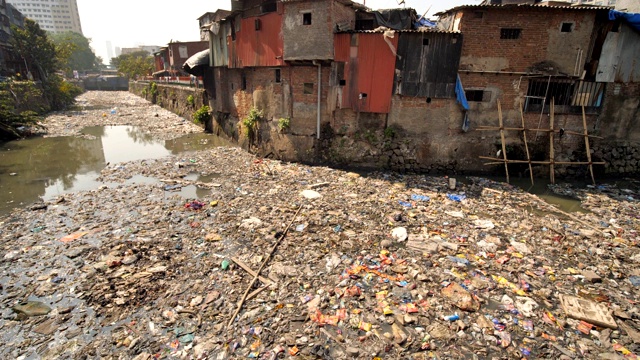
193, 105, 211, 124
2, 19, 84, 139
278, 117, 290, 133
0, 82, 40, 139
186, 95, 195, 107
242, 107, 263, 139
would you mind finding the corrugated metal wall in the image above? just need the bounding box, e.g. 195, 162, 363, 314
334, 32, 398, 113
211, 23, 230, 67
229, 12, 285, 68
395, 32, 463, 98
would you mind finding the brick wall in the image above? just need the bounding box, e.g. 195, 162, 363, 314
332, 1, 355, 31
458, 8, 596, 74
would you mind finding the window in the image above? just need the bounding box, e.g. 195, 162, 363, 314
303, 13, 312, 25
261, 1, 277, 13
524, 78, 605, 114
241, 73, 247, 90
561, 22, 573, 32
465, 89, 491, 102
500, 28, 521, 39
275, 69, 281, 83
303, 83, 313, 94
422, 38, 429, 46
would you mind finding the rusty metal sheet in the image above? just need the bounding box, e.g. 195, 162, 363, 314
335, 33, 397, 113
231, 12, 285, 68
396, 32, 463, 98
558, 294, 617, 329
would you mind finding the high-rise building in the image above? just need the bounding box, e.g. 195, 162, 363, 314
106, 41, 114, 61
7, 0, 83, 34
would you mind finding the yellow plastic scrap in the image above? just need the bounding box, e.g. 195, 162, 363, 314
491, 275, 527, 296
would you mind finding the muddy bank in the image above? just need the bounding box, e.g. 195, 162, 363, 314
1, 91, 639, 360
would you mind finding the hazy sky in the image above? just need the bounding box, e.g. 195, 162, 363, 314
77, 0, 480, 64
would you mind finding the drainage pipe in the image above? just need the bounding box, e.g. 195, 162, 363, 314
314, 61, 321, 140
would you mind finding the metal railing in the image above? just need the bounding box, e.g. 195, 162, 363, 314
524, 78, 605, 114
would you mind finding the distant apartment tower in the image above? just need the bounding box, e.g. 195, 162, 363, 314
7, 0, 83, 34
106, 41, 114, 60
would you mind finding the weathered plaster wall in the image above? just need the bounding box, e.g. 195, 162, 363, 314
129, 82, 206, 123
283, 1, 333, 60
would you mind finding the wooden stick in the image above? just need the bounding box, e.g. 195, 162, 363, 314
520, 102, 534, 186
227, 204, 303, 327
246, 286, 269, 301
498, 100, 510, 183
582, 105, 596, 185
477, 127, 603, 138
549, 99, 555, 184
483, 160, 604, 166
231, 257, 274, 285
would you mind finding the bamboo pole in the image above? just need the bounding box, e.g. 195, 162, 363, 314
519, 102, 534, 186
227, 204, 303, 327
549, 99, 555, 184
582, 105, 596, 185
497, 100, 510, 183
476, 127, 603, 138
483, 159, 604, 166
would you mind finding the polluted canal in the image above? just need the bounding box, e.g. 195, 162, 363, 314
1, 91, 639, 360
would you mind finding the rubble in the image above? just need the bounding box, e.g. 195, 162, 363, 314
0, 91, 639, 359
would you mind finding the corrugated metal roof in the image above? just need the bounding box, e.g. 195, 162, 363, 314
435, 3, 608, 16
337, 29, 460, 34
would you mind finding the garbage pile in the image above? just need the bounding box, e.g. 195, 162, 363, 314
0, 92, 639, 360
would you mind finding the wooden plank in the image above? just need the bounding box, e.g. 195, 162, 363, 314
582, 105, 596, 185
520, 102, 534, 186
559, 294, 617, 329
549, 99, 555, 184
497, 100, 510, 184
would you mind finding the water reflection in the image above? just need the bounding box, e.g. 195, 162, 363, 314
0, 126, 234, 216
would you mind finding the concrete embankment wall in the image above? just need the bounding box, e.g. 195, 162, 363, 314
130, 80, 640, 177
129, 82, 207, 126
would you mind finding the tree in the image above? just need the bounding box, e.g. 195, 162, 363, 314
50, 31, 101, 75
10, 18, 57, 81
111, 51, 153, 79
9, 19, 82, 114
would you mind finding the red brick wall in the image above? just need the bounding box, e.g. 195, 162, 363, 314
457, 8, 596, 74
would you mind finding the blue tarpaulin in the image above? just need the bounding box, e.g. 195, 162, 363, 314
609, 10, 640, 33
455, 74, 469, 111
455, 74, 470, 132
414, 18, 437, 28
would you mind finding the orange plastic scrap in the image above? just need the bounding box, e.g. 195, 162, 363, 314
541, 333, 557, 342
577, 321, 594, 335
336, 309, 348, 321
59, 231, 88, 243
402, 303, 419, 313
288, 346, 299, 356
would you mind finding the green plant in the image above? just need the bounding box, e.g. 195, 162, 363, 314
149, 81, 158, 96
277, 117, 290, 132
384, 126, 397, 139
193, 105, 211, 124
186, 94, 195, 107
242, 107, 263, 138
363, 130, 376, 143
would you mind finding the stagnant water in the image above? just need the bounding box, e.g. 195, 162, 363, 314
0, 126, 234, 216
0, 125, 591, 217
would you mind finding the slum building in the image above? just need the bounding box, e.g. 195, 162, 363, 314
193, 0, 640, 176
437, 3, 640, 175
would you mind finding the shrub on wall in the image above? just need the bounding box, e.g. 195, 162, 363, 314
193, 105, 211, 124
